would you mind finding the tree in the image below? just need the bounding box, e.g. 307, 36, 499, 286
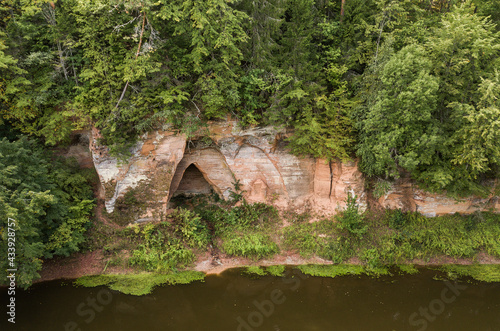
357, 44, 440, 177
356, 1, 500, 195
0, 137, 95, 288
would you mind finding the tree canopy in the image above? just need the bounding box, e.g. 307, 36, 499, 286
0, 135, 95, 287
1, 0, 499, 195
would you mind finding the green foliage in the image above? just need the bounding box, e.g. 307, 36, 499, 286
321, 236, 356, 264
266, 265, 286, 277
297, 264, 366, 278
129, 242, 195, 272
287, 92, 356, 162
244, 266, 267, 276
397, 264, 419, 275
439, 264, 500, 283
388, 209, 406, 229
195, 198, 279, 235
2, 3, 500, 288
282, 219, 337, 258
357, 43, 440, 177
282, 225, 323, 258
1, 0, 499, 181
0, 136, 95, 288
336, 193, 367, 238
356, 2, 500, 194
373, 179, 392, 199
283, 193, 500, 267
222, 233, 279, 260
74, 271, 205, 296
228, 179, 244, 203
128, 222, 197, 272
170, 208, 210, 249
360, 248, 384, 270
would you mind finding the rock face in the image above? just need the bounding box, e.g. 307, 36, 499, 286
88, 122, 498, 223
374, 177, 499, 217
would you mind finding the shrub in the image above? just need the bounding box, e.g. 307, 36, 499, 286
129, 242, 195, 272
171, 209, 210, 248
389, 209, 406, 229
361, 248, 383, 269
128, 222, 197, 272
373, 180, 392, 198
320, 237, 355, 263
222, 233, 279, 259
336, 193, 367, 238
282, 223, 323, 257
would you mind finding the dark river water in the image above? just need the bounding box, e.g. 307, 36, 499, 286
2, 267, 500, 331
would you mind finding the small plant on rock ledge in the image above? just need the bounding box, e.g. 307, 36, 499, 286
336, 192, 367, 238
373, 179, 392, 199
228, 179, 245, 203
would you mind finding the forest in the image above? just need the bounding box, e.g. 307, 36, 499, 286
1, 0, 500, 287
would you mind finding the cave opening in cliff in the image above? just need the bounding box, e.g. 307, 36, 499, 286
170, 164, 218, 206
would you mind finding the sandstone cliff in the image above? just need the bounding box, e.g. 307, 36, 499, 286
86, 122, 498, 223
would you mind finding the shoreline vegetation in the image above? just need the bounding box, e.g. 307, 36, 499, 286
40, 191, 500, 295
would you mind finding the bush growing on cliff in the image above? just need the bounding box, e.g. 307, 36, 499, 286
320, 237, 356, 264
357, 211, 500, 264
336, 193, 367, 238
388, 209, 407, 229
283, 206, 500, 267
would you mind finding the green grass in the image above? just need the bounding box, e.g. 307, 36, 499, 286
74, 271, 205, 295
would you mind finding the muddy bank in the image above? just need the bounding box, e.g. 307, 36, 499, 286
35, 249, 500, 283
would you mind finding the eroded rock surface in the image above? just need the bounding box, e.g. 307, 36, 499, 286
88, 122, 498, 223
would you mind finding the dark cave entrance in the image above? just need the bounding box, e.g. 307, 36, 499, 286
170, 164, 216, 200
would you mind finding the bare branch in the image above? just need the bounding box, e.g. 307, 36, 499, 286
113, 16, 140, 32
115, 11, 146, 110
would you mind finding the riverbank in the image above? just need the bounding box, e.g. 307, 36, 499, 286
35, 197, 500, 286
36, 247, 500, 284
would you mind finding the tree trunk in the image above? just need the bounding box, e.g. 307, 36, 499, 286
57, 41, 68, 81
340, 0, 346, 22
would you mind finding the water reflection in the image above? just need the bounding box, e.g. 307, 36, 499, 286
1, 267, 499, 331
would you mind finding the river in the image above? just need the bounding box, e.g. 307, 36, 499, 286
2, 267, 499, 331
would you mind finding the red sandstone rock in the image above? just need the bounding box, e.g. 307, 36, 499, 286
87, 123, 498, 223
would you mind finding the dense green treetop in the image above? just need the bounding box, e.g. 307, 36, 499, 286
0, 135, 95, 287
0, 0, 499, 192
